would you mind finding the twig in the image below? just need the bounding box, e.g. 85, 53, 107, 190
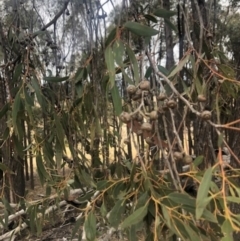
32, 0, 71, 39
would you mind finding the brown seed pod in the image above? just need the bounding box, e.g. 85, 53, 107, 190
200, 110, 212, 120
126, 85, 137, 95
136, 114, 143, 121
166, 99, 177, 109
139, 80, 150, 91
141, 122, 152, 131
183, 155, 193, 164
173, 152, 183, 162
119, 112, 131, 123
123, 138, 130, 145
162, 104, 169, 111
149, 110, 158, 120
157, 93, 167, 101
132, 89, 142, 100
197, 94, 206, 102
145, 137, 154, 145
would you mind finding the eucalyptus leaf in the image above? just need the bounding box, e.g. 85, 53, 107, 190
124, 21, 159, 37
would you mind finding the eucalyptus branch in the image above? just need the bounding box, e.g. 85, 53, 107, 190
146, 51, 201, 117
162, 115, 183, 192
169, 109, 184, 152
32, 0, 71, 39
193, 0, 204, 59
154, 121, 177, 183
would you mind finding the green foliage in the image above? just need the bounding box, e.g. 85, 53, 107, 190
1, 1, 240, 240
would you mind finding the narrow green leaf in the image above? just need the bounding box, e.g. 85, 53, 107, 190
125, 44, 140, 83
105, 45, 115, 89
75, 67, 85, 84
0, 103, 10, 120
196, 167, 212, 219
110, 83, 122, 116
100, 202, 108, 217
128, 225, 137, 241
44, 76, 69, 83
108, 199, 126, 228
135, 192, 150, 210
24, 88, 34, 106
218, 134, 224, 147
54, 113, 66, 151
36, 152, 49, 185
164, 18, 177, 32
81, 170, 96, 188
105, 27, 117, 47
114, 40, 125, 67
168, 192, 195, 207
168, 55, 190, 78
97, 180, 109, 191
31, 76, 44, 107
144, 14, 158, 23
121, 69, 134, 84
84, 211, 96, 241
71, 216, 82, 239
158, 65, 169, 76
226, 196, 240, 203
12, 91, 21, 135
193, 155, 203, 167
124, 21, 159, 37
55, 137, 63, 170
153, 9, 177, 18
121, 204, 148, 229
221, 219, 233, 241
13, 64, 23, 82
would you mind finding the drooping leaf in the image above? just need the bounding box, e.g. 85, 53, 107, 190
121, 204, 148, 229
196, 167, 212, 219
105, 27, 117, 47
168, 192, 195, 207
36, 151, 49, 185
110, 83, 122, 116
144, 14, 158, 23
221, 219, 233, 241
114, 40, 125, 67
0, 103, 10, 120
193, 155, 204, 167
158, 65, 169, 76
124, 21, 159, 37
218, 134, 224, 147
108, 199, 126, 228
43, 76, 69, 83
100, 202, 108, 217
164, 18, 177, 32
84, 211, 96, 241
55, 137, 63, 170
31, 76, 44, 108
80, 170, 96, 188
12, 91, 21, 136
125, 44, 140, 83
54, 113, 66, 151
75, 67, 86, 84
13, 63, 23, 82
168, 55, 190, 78
135, 192, 150, 210
128, 225, 137, 241
153, 9, 177, 18
105, 45, 115, 89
